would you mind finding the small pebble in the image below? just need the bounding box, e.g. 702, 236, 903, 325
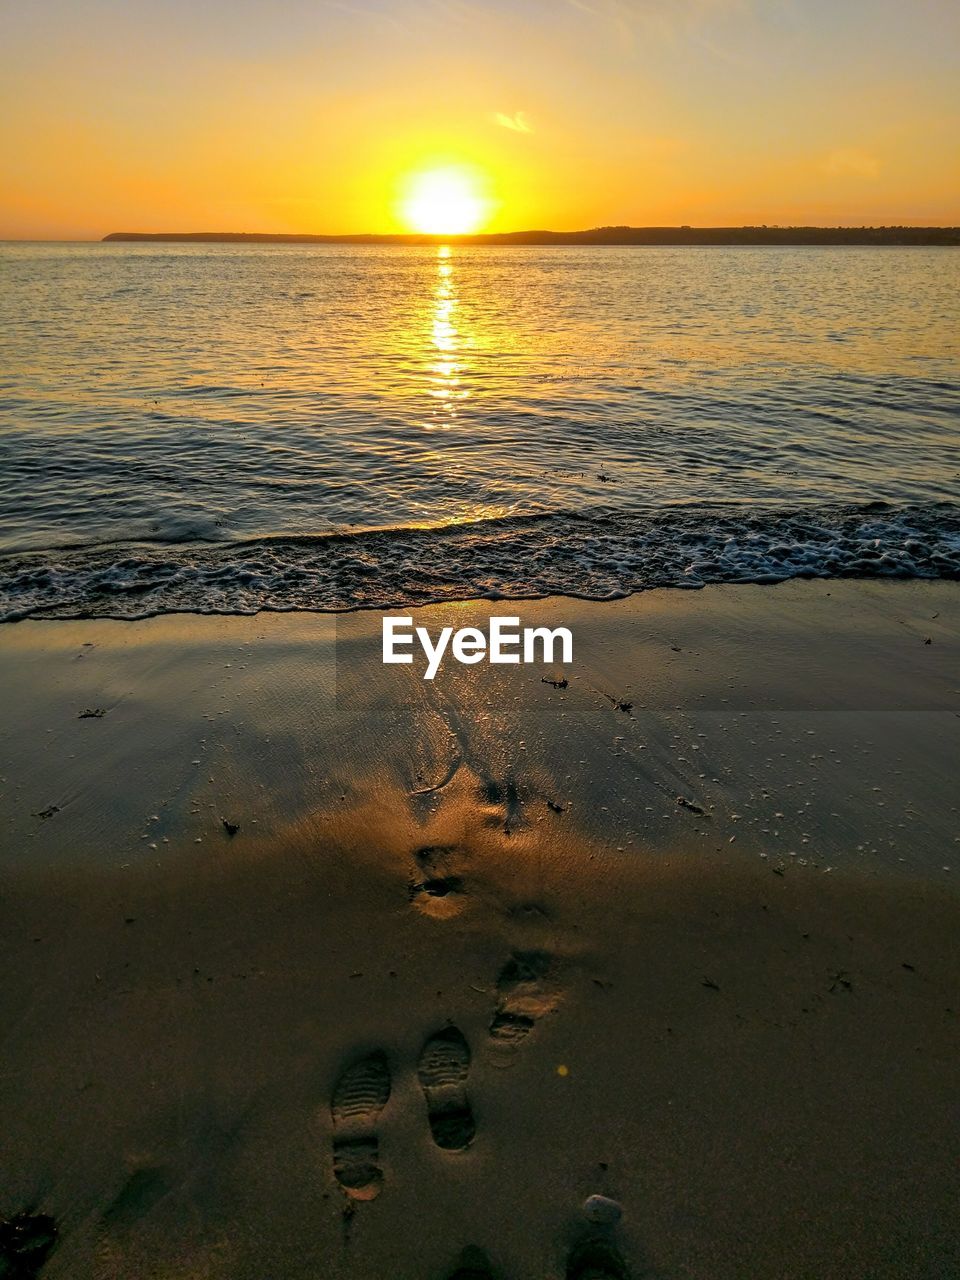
582, 1194, 623, 1225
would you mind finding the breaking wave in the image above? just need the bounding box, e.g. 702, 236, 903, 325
1, 501, 958, 622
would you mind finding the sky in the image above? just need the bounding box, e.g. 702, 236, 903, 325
1, 0, 958, 238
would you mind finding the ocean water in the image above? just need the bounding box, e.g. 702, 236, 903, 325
1, 241, 958, 619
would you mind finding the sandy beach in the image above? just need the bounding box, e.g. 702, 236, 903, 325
1, 578, 958, 1279
5, 0, 960, 1274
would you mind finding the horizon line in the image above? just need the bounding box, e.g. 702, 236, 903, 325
2, 223, 959, 246
89, 224, 960, 247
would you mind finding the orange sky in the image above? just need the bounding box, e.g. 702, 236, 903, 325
1, 0, 958, 239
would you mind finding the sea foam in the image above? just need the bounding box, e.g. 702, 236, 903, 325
1, 502, 956, 621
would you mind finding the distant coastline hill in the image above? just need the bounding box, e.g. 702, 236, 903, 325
103, 226, 960, 246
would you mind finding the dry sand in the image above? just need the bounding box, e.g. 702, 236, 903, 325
0, 579, 958, 1279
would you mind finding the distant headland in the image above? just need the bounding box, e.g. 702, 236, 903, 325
103, 226, 960, 246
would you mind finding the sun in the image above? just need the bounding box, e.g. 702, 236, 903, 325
401, 166, 489, 236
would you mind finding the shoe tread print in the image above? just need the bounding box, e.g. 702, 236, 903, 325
417, 1025, 476, 1152
330, 1049, 391, 1201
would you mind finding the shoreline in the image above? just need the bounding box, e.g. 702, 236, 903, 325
4, 501, 959, 623
1, 579, 958, 1278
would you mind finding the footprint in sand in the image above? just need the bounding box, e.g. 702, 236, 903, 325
101, 1166, 172, 1228
489, 950, 560, 1049
479, 776, 524, 834
566, 1236, 630, 1280
330, 1050, 391, 1201
417, 1026, 476, 1151
443, 1235, 632, 1279
410, 845, 468, 918
445, 1245, 497, 1278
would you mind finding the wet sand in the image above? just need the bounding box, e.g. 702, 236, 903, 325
0, 579, 958, 1279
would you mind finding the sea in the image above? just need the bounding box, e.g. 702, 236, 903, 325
1, 241, 958, 620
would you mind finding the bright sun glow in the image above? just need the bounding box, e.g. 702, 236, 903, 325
401, 166, 488, 235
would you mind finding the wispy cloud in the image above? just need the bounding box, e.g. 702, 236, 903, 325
562, 0, 750, 25
494, 110, 534, 134
558, 0, 751, 48
823, 148, 881, 180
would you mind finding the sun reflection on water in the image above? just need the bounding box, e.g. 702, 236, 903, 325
414, 246, 515, 529
427, 245, 465, 427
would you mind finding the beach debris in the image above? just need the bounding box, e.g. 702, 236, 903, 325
0, 1211, 58, 1278
547, 799, 566, 814
31, 804, 60, 820
902, 962, 916, 972
923, 636, 932, 645
702, 976, 720, 991
582, 1194, 623, 1226
541, 675, 569, 689
599, 690, 633, 713
676, 796, 705, 816
829, 970, 853, 993
78, 707, 106, 718
221, 819, 240, 837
